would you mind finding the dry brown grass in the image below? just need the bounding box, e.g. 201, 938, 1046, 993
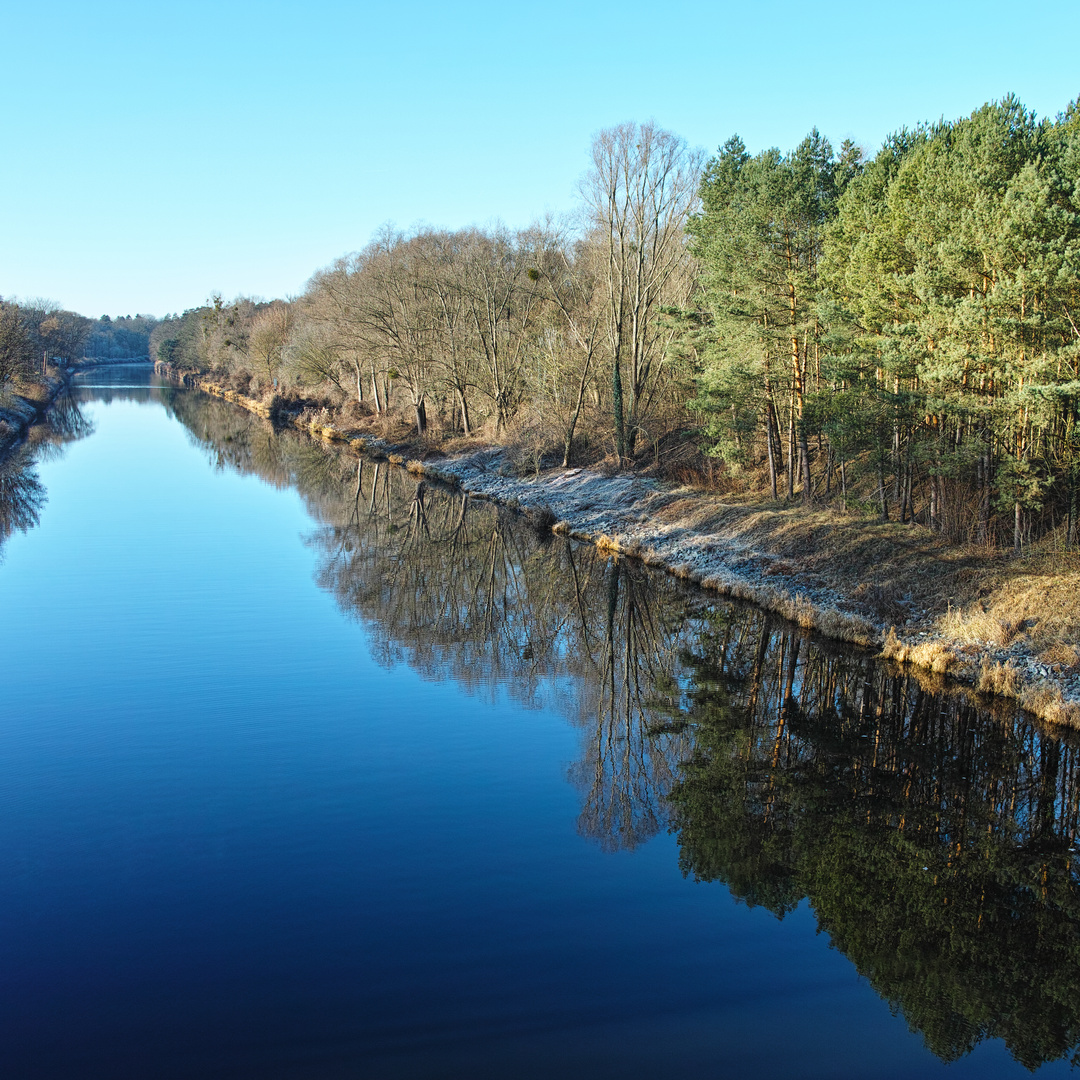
976, 659, 1022, 697
638, 496, 982, 628
761, 559, 801, 577
349, 407, 420, 444
1020, 687, 1080, 727
940, 608, 1020, 647
815, 606, 879, 645
522, 503, 557, 532
881, 629, 959, 674
938, 572, 1080, 656
439, 434, 484, 456
9, 376, 51, 408
1039, 642, 1080, 671
657, 497, 1078, 664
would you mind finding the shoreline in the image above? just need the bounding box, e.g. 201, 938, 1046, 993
162, 365, 1080, 729
411, 449, 1080, 729
0, 373, 69, 466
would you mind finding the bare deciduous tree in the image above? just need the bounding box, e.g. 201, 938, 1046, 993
525, 222, 605, 466
456, 226, 542, 435
248, 301, 295, 390
581, 122, 703, 458
0, 302, 33, 393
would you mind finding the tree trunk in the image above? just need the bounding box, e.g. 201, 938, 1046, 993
786, 403, 795, 500
563, 391, 586, 468
612, 360, 626, 460
892, 408, 902, 505
798, 430, 811, 502
1068, 471, 1078, 549
369, 360, 383, 413
626, 369, 639, 456
790, 288, 811, 503
456, 387, 471, 435
763, 377, 781, 501
765, 409, 778, 501
978, 450, 992, 545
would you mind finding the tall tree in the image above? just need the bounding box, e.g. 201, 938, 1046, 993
581, 122, 702, 459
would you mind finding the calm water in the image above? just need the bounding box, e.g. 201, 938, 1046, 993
0, 366, 1078, 1078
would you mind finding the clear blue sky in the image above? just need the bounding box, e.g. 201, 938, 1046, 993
2, 0, 1077, 318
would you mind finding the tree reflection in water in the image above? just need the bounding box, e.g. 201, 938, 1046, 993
668, 618, 1080, 1068
0, 389, 92, 559
0, 446, 47, 555
168, 389, 1080, 1071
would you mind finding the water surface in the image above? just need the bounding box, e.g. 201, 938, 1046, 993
0, 366, 1077, 1078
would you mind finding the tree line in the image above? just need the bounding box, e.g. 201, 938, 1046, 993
154, 120, 699, 470
151, 122, 702, 473
83, 314, 157, 360
152, 95, 1080, 550
0, 301, 158, 394
691, 94, 1080, 551
0, 299, 90, 391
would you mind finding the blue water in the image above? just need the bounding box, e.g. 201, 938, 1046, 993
0, 371, 1071, 1078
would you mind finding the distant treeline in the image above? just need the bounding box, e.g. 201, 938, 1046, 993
83, 314, 157, 359
153, 94, 1080, 550
0, 302, 158, 392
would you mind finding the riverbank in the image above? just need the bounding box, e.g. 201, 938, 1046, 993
0, 374, 68, 465
412, 447, 1080, 729
162, 366, 1080, 728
